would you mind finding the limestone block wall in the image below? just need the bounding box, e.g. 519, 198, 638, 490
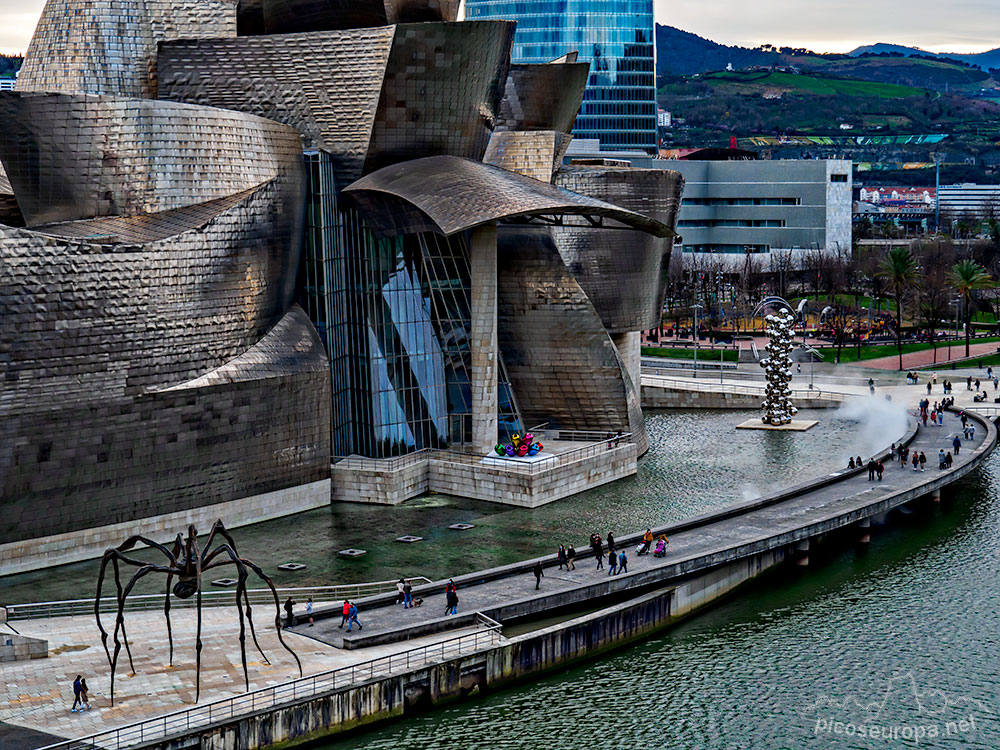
331, 444, 638, 508
0, 633, 48, 663
642, 385, 840, 411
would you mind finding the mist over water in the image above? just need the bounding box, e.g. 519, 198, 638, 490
836, 396, 911, 459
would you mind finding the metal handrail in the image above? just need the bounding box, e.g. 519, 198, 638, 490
642, 365, 879, 387
5, 579, 432, 621
35, 616, 504, 750
332, 435, 634, 477
642, 375, 851, 402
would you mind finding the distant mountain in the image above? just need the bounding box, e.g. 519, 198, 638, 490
655, 25, 775, 77
849, 42, 1000, 72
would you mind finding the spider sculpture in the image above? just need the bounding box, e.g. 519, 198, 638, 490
95, 520, 302, 704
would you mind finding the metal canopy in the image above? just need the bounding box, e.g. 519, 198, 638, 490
341, 155, 676, 239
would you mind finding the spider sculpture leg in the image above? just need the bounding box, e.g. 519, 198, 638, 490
201, 522, 270, 663
164, 535, 183, 667
95, 551, 176, 705
187, 528, 205, 703
203, 545, 254, 691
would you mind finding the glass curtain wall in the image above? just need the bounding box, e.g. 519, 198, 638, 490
465, 0, 657, 153
299, 150, 523, 458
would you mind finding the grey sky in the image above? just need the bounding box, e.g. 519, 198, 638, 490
0, 0, 997, 54
659, 0, 1000, 54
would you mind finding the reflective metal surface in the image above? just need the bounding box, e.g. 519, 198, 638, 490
343, 155, 675, 238
159, 22, 514, 186
495, 62, 590, 134
496, 227, 648, 453
262, 0, 459, 33
16, 0, 236, 98
483, 131, 573, 183
0, 93, 304, 226
552, 166, 684, 334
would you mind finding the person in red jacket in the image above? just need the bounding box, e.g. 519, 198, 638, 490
338, 599, 351, 629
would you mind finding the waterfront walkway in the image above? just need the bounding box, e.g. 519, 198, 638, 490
296, 403, 993, 650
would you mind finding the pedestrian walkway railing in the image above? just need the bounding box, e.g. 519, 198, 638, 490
34, 617, 504, 750
5, 579, 432, 621
334, 435, 634, 477
642, 375, 852, 403
641, 365, 878, 388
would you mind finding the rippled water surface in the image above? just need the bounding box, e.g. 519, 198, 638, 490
2, 408, 867, 602
323, 461, 1000, 750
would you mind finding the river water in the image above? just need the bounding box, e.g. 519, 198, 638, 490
323, 460, 1000, 750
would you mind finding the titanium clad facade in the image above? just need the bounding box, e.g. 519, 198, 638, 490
0, 93, 305, 226
16, 0, 236, 99
552, 166, 683, 333
158, 22, 515, 186
465, 0, 657, 153
497, 227, 648, 453
261, 0, 460, 33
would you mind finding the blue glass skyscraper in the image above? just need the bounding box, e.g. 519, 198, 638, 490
465, 0, 657, 153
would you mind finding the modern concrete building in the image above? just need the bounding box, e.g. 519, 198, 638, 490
938, 183, 1000, 221
654, 158, 852, 263
464, 0, 657, 154
2, 0, 682, 571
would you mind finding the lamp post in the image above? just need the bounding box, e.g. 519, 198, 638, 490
692, 303, 703, 379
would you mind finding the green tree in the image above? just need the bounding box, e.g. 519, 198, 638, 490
878, 246, 921, 370
947, 260, 994, 357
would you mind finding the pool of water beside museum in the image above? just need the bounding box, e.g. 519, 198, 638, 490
1, 408, 869, 603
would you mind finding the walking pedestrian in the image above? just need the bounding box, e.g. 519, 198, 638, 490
403, 579, 413, 608
867, 459, 876, 480
446, 587, 459, 615
80, 679, 90, 710
876, 460, 884, 481
347, 602, 362, 631
946, 451, 954, 467
283, 597, 295, 628
919, 452, 927, 472
953, 435, 962, 455
306, 597, 314, 627
339, 599, 351, 629
938, 449, 946, 469
533, 560, 544, 590
926, 381, 931, 395
592, 534, 604, 569
396, 578, 406, 604
930, 410, 936, 425
71, 675, 82, 713
970, 423, 976, 441
967, 376, 973, 391
607, 550, 617, 575
557, 544, 567, 570
912, 452, 920, 471
994, 377, 998, 391
938, 411, 944, 426
900, 447, 907, 469
606, 532, 616, 554
618, 549, 628, 575
921, 411, 928, 427
566, 544, 576, 570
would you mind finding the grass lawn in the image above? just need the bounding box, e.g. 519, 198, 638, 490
822, 336, 1000, 363
642, 347, 740, 362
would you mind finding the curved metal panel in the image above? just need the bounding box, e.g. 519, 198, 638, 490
0, 93, 304, 226
364, 21, 515, 175
496, 62, 590, 134
552, 166, 684, 333
343, 155, 676, 238
262, 0, 458, 33
496, 226, 648, 453
159, 27, 396, 185
16, 0, 236, 99
1, 306, 331, 545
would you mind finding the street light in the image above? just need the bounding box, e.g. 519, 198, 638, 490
801, 344, 820, 390
692, 303, 703, 379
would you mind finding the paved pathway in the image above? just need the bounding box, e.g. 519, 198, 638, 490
0, 605, 479, 743
299, 397, 991, 650
849, 339, 1000, 370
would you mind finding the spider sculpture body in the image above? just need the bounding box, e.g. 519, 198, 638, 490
96, 520, 302, 704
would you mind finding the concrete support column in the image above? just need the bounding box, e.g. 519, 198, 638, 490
470, 224, 498, 454
612, 331, 642, 391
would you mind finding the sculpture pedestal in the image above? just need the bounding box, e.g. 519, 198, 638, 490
736, 419, 818, 431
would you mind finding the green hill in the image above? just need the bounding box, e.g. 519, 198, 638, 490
702, 70, 926, 99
